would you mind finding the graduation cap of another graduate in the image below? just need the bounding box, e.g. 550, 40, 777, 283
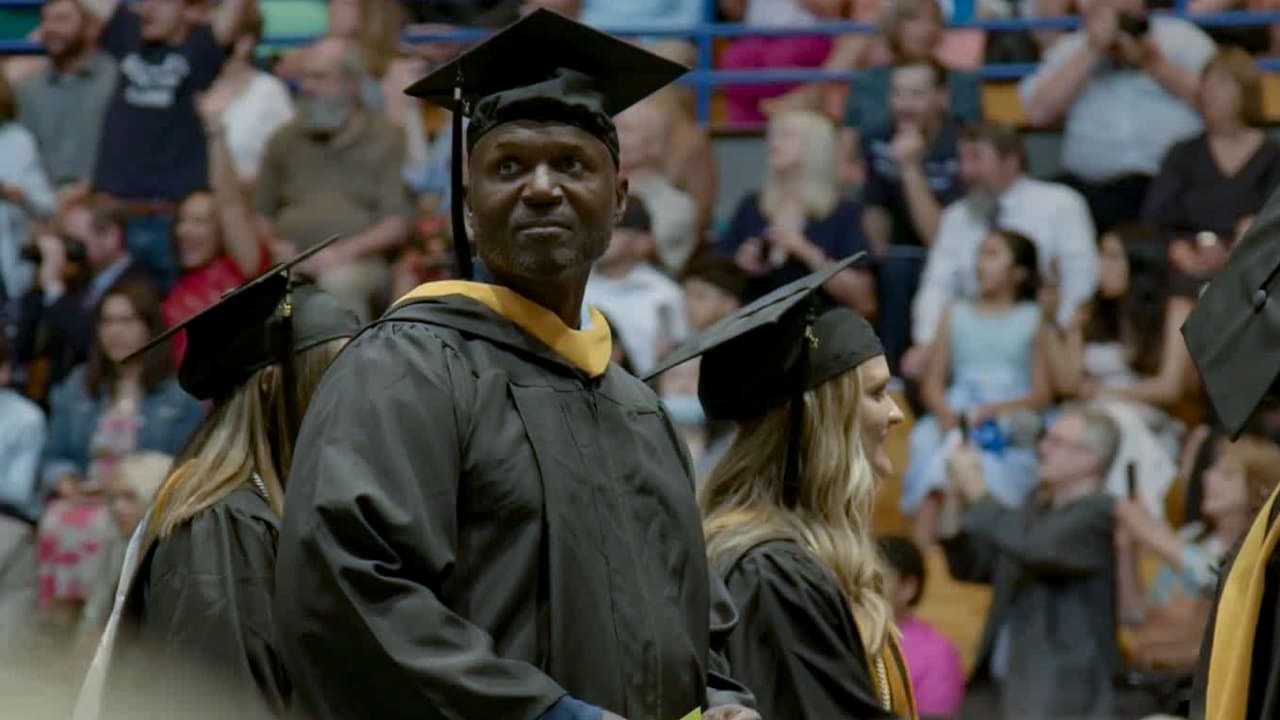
128, 236, 362, 424
404, 8, 688, 280
1183, 188, 1280, 438
645, 254, 881, 505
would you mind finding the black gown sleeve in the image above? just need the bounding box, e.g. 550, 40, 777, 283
139, 503, 288, 719
723, 546, 896, 720
274, 323, 566, 720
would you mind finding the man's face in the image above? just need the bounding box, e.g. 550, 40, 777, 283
682, 277, 739, 332
889, 65, 945, 129
468, 121, 626, 281
297, 40, 358, 134
959, 140, 1004, 194
137, 0, 188, 43
38, 0, 88, 60
1037, 413, 1103, 489
62, 205, 120, 271
599, 226, 651, 266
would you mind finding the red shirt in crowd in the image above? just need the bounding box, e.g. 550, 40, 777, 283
164, 248, 272, 364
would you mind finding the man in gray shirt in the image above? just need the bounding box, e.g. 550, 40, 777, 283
16, 0, 115, 192
942, 407, 1121, 720
1019, 0, 1214, 232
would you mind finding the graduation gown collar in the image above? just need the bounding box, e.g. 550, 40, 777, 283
393, 280, 613, 378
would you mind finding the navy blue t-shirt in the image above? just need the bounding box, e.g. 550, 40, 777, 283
862, 121, 964, 247
93, 8, 225, 201
715, 192, 869, 302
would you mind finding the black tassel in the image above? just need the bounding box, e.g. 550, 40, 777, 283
450, 80, 473, 281
782, 304, 819, 508
274, 290, 299, 478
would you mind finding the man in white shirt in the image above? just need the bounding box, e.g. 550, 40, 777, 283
1019, 0, 1214, 231
585, 197, 689, 376
905, 123, 1098, 376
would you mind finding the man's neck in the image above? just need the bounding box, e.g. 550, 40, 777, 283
327, 108, 367, 147
596, 257, 642, 280
1048, 477, 1099, 508
491, 270, 590, 329
1211, 510, 1251, 545
990, 172, 1023, 200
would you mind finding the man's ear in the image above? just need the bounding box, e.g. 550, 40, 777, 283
614, 176, 629, 226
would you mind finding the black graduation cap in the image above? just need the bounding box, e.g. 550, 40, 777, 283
129, 235, 362, 403
404, 8, 688, 280
645, 254, 881, 505
1182, 187, 1280, 437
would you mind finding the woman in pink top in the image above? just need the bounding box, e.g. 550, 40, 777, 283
880, 536, 967, 719
162, 100, 270, 362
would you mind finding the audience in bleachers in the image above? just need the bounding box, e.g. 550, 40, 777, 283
3, 2, 1280, 717
907, 123, 1097, 379
37, 281, 199, 625
906, 229, 1050, 545
718, 109, 875, 317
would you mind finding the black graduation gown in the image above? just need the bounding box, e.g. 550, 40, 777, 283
103, 487, 289, 720
717, 539, 897, 720
1190, 497, 1280, 720
275, 293, 750, 720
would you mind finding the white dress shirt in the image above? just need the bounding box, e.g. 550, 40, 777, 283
586, 264, 689, 376
912, 176, 1099, 346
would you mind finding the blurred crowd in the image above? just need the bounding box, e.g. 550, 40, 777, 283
2, 0, 1280, 718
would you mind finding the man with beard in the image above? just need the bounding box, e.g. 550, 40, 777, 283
904, 123, 1098, 378
16, 0, 116, 195
274, 10, 757, 720
254, 36, 410, 320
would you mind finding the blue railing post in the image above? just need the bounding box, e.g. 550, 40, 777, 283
695, 0, 716, 126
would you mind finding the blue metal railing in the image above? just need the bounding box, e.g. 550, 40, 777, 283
3, 0, 1280, 123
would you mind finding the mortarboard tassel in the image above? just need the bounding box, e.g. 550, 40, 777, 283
273, 287, 300, 480
781, 305, 819, 508
450, 75, 474, 281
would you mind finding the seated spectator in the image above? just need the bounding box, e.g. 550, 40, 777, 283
861, 60, 964, 369
38, 281, 201, 624
255, 37, 410, 320
907, 123, 1097, 378
76, 450, 170, 645
1049, 225, 1196, 412
0, 72, 56, 322
580, 0, 702, 29
879, 535, 966, 719
0, 333, 45, 653
197, 8, 294, 185
1142, 47, 1280, 285
838, 0, 982, 142
15, 196, 156, 402
585, 197, 688, 378
658, 255, 745, 476
717, 0, 844, 126
718, 109, 875, 316
15, 0, 114, 196
1019, 0, 1215, 232
905, 230, 1051, 546
1115, 436, 1280, 675
616, 97, 700, 275
942, 407, 1121, 720
164, 103, 270, 361
389, 214, 454, 300
647, 43, 718, 233
81, 0, 253, 290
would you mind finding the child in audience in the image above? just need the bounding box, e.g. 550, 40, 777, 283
77, 452, 172, 644
879, 536, 965, 719
904, 229, 1051, 547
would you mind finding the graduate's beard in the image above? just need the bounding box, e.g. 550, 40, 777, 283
297, 95, 355, 135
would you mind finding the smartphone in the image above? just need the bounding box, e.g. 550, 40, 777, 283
1126, 462, 1138, 501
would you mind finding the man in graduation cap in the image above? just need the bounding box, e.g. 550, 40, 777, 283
273, 10, 757, 720
1182, 187, 1280, 720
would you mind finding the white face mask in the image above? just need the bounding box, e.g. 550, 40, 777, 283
297, 94, 354, 134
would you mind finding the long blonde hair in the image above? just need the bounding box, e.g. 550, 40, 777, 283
760, 109, 841, 222
701, 364, 892, 655
146, 340, 346, 542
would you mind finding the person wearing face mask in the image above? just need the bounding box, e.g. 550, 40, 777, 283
254, 36, 410, 321
647, 258, 915, 719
